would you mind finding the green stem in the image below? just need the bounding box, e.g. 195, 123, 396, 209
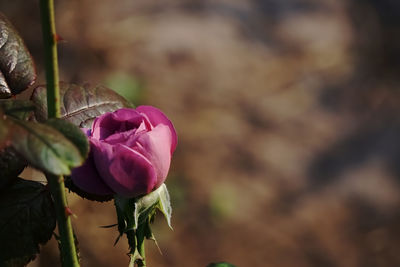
40, 0, 60, 119
137, 225, 146, 267
47, 174, 80, 267
137, 242, 146, 266
40, 0, 79, 266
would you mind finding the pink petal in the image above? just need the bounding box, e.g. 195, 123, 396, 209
91, 108, 143, 140
71, 149, 114, 195
91, 140, 157, 197
134, 124, 172, 189
136, 105, 177, 153
109, 145, 157, 197
104, 121, 147, 146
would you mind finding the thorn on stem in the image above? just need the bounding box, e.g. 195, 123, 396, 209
65, 207, 78, 219
54, 33, 65, 43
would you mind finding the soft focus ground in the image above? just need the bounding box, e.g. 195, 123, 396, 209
3, 0, 400, 266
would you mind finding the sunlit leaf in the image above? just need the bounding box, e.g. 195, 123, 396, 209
0, 114, 84, 175
31, 82, 132, 128
46, 118, 89, 158
0, 13, 36, 98
0, 178, 56, 265
0, 99, 35, 120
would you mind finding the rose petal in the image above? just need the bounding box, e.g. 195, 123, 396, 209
91, 140, 157, 197
71, 149, 114, 195
90, 138, 115, 179
134, 124, 172, 189
91, 108, 143, 140
109, 145, 158, 197
104, 120, 148, 146
91, 113, 120, 140
104, 128, 138, 145
136, 105, 177, 153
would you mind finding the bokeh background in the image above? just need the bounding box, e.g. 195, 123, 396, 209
2, 0, 400, 266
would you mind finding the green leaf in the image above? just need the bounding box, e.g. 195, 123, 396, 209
46, 118, 89, 158
0, 147, 26, 190
0, 100, 34, 147
0, 114, 84, 175
0, 178, 56, 265
0, 101, 33, 187
0, 99, 35, 120
0, 13, 36, 98
31, 82, 132, 128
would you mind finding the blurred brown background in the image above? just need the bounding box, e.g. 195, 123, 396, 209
2, 0, 400, 266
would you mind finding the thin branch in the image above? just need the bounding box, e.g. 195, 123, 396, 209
40, 0, 79, 266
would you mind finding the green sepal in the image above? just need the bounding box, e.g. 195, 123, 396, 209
115, 184, 172, 233
155, 184, 172, 229
113, 184, 172, 266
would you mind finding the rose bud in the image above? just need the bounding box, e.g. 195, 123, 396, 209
71, 106, 177, 198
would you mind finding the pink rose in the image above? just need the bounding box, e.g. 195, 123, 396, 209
71, 106, 177, 198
